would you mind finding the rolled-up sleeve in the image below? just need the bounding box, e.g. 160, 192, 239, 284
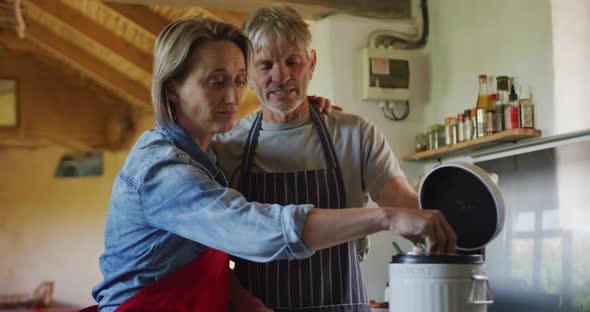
139, 159, 314, 262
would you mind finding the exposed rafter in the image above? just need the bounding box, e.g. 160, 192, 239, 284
63, 0, 156, 54
24, 19, 152, 109
27, 0, 153, 73
205, 8, 248, 27
103, 2, 169, 36
0, 0, 254, 151
0, 28, 30, 51
148, 5, 247, 28
0, 0, 24, 36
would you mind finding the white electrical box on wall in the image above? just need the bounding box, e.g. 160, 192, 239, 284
359, 47, 412, 101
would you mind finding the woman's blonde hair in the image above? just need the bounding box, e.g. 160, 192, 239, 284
152, 17, 251, 126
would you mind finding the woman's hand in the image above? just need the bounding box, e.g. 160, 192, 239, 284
383, 207, 457, 254
308, 95, 343, 114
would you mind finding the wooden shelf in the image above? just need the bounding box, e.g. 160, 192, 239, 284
404, 128, 542, 161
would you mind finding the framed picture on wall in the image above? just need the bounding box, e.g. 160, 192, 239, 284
55, 152, 103, 178
0, 77, 18, 127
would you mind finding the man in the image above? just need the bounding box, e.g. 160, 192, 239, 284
212, 4, 453, 312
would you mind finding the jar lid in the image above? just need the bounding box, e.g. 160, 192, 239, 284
432, 124, 444, 131
391, 253, 483, 264
419, 162, 505, 251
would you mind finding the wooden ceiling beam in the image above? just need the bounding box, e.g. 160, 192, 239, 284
26, 0, 153, 74
205, 8, 248, 27
24, 20, 152, 109
0, 29, 32, 51
102, 2, 170, 37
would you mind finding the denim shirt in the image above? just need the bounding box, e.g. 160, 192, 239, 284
92, 120, 314, 312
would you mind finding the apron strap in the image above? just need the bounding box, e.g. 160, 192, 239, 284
239, 105, 347, 207
308, 105, 347, 207
308, 105, 341, 170
240, 111, 264, 192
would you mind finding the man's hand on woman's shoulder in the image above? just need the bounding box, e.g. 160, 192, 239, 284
308, 95, 343, 114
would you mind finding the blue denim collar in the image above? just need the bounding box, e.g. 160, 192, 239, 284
155, 119, 224, 184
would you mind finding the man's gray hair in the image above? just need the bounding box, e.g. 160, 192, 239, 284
242, 4, 311, 54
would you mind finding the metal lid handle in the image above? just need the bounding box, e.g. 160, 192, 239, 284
470, 274, 494, 304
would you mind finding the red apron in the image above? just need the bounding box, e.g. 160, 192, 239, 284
114, 248, 230, 312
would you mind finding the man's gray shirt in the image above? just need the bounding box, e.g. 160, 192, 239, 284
212, 109, 405, 210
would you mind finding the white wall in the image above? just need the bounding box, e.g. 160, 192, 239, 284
551, 0, 590, 134
424, 0, 555, 134
552, 0, 590, 238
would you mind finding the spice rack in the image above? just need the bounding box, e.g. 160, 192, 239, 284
403, 128, 541, 161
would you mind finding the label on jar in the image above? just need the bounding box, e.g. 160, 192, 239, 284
476, 109, 487, 138
458, 121, 465, 142
505, 106, 519, 129
520, 101, 534, 128
445, 124, 452, 145
485, 111, 495, 134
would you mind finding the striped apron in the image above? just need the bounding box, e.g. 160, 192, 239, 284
234, 106, 370, 312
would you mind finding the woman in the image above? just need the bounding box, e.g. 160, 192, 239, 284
91, 17, 455, 312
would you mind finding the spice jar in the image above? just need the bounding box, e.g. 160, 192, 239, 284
495, 104, 505, 132
485, 110, 496, 135
505, 105, 520, 129
444, 117, 452, 146
428, 124, 445, 149
427, 126, 434, 150
415, 133, 428, 152
519, 85, 535, 128
470, 108, 478, 138
457, 113, 465, 142
496, 76, 510, 133
476, 109, 487, 138
464, 109, 473, 141
450, 117, 458, 145
505, 77, 520, 129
